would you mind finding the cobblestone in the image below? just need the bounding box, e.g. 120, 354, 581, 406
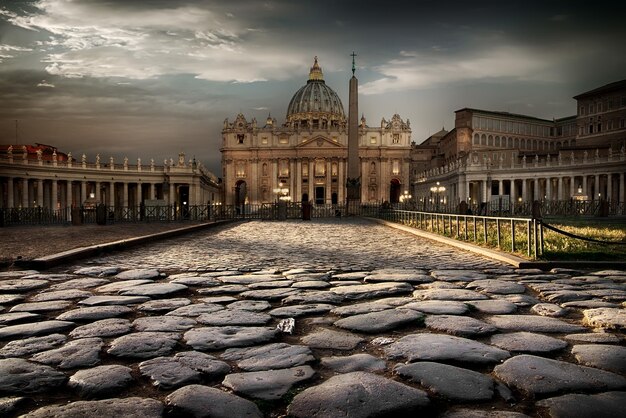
0, 218, 625, 416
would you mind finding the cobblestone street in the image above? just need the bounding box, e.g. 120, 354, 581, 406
1, 218, 625, 417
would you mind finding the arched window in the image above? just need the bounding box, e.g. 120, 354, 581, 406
473, 133, 480, 145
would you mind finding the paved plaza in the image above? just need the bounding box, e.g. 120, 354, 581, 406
0, 218, 625, 417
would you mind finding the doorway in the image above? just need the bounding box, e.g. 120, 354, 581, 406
390, 179, 401, 204
315, 186, 325, 205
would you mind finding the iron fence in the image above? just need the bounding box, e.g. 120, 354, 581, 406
377, 208, 543, 259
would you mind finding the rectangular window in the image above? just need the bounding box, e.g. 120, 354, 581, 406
598, 102, 602, 112
507, 121, 513, 132
261, 136, 268, 145
621, 97, 626, 107
392, 160, 400, 175
480, 118, 487, 130
237, 134, 245, 144
487, 119, 493, 130
588, 124, 593, 134
370, 136, 377, 144
392, 134, 400, 144
620, 119, 625, 128
472, 116, 479, 128
597, 123, 602, 133
580, 106, 585, 115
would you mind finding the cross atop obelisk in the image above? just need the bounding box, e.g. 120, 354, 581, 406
346, 51, 361, 214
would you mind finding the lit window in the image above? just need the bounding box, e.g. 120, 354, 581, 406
392, 160, 400, 175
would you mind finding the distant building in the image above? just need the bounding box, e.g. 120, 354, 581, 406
221, 57, 412, 206
412, 80, 626, 209
0, 146, 220, 211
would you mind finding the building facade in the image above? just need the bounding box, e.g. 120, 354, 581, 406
221, 57, 412, 206
0, 146, 220, 212
412, 80, 626, 210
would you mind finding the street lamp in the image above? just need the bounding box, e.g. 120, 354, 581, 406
273, 182, 290, 202
429, 181, 446, 212
399, 190, 412, 209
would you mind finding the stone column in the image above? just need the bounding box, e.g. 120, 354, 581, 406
51, 180, 58, 210
36, 179, 44, 207
510, 179, 517, 204
95, 181, 101, 202
109, 182, 116, 208
546, 178, 552, 201
136, 182, 142, 207
458, 175, 466, 201
272, 160, 279, 197
498, 180, 504, 196
79, 181, 86, 206
290, 159, 296, 203
308, 163, 314, 202
557, 177, 563, 201
123, 182, 129, 207
594, 175, 600, 200
522, 178, 527, 202
43, 180, 50, 209
22, 178, 29, 208
347, 72, 360, 209
481, 180, 488, 203
619, 173, 626, 203
570, 176, 576, 198
66, 181, 73, 208
533, 178, 539, 201
150, 183, 156, 200
582, 175, 588, 198
169, 183, 176, 206
326, 161, 332, 203
7, 177, 14, 208
295, 159, 302, 202
607, 173, 613, 201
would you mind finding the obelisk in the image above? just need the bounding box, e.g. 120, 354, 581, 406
346, 52, 361, 214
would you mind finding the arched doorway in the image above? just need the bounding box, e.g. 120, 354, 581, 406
235, 180, 247, 214
390, 179, 401, 204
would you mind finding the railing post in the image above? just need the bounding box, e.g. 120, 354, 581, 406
511, 219, 516, 252
473, 217, 477, 242
483, 218, 488, 244
527, 220, 532, 257
533, 219, 538, 259
496, 219, 501, 248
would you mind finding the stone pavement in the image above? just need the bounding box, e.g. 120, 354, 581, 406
0, 218, 625, 417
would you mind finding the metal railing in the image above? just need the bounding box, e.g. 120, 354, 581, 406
378, 208, 543, 259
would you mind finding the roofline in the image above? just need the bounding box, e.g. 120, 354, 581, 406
455, 107, 556, 124
573, 79, 626, 100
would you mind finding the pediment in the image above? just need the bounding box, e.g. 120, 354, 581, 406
296, 135, 345, 149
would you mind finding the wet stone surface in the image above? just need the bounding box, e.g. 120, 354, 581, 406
0, 218, 625, 417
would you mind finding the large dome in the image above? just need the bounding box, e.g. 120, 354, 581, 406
286, 57, 346, 126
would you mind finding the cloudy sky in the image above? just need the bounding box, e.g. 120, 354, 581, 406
1, 0, 625, 173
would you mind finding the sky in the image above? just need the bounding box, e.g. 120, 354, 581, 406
1, 0, 625, 174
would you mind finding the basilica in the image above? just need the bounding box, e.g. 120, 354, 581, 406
220, 57, 412, 206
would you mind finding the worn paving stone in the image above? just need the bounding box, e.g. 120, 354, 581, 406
248, 280, 294, 289
0, 294, 25, 304
108, 332, 179, 358
402, 300, 470, 315
198, 284, 248, 295
166, 384, 263, 418
334, 308, 424, 333
269, 303, 335, 318
184, 326, 277, 350
542, 290, 592, 304
199, 295, 238, 304
0, 311, 40, 325
68, 365, 133, 398
413, 288, 489, 301
287, 371, 430, 417
74, 266, 121, 276
0, 358, 66, 393
320, 354, 386, 373
95, 280, 152, 293
223, 365, 315, 400
169, 275, 220, 286
564, 332, 622, 344
283, 290, 344, 304
291, 280, 331, 289
49, 278, 110, 291
31, 337, 104, 369
129, 351, 230, 390
0, 396, 27, 416
115, 268, 161, 280
531, 303, 569, 317
331, 272, 369, 280
465, 299, 517, 314
487, 315, 586, 333
583, 307, 626, 330
571, 344, 626, 374
431, 270, 488, 282
69, 318, 132, 338
330, 282, 413, 300
0, 279, 49, 292
133, 315, 197, 332
138, 298, 191, 312
166, 303, 224, 317
221, 343, 314, 371
56, 306, 132, 321
384, 333, 510, 364
489, 332, 568, 353
30, 289, 93, 302
442, 409, 531, 418
21, 397, 163, 418
196, 309, 271, 325
10, 301, 73, 313
466, 279, 526, 294
331, 300, 394, 316
0, 334, 66, 358
424, 315, 497, 337
0, 320, 75, 339
395, 361, 494, 401
119, 282, 188, 297
562, 300, 620, 309
300, 328, 365, 350
240, 288, 299, 300
218, 274, 285, 284
364, 272, 433, 284
227, 300, 271, 311
78, 295, 150, 306
536, 391, 626, 418
494, 354, 626, 396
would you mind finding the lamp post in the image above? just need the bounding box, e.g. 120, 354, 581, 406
429, 181, 446, 212
399, 190, 412, 209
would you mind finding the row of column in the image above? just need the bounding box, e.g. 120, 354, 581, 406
0, 177, 168, 209
464, 172, 626, 203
